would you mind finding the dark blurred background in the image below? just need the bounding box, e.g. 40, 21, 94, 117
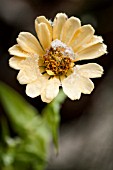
0, 0, 113, 170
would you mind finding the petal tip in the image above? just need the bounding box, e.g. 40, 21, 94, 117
25, 87, 37, 98
55, 13, 68, 18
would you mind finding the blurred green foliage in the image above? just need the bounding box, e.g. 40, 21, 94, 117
0, 82, 66, 170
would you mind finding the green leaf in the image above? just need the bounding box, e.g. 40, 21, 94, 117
0, 81, 66, 169
42, 89, 66, 151
0, 82, 41, 136
0, 115, 10, 142
0, 82, 51, 170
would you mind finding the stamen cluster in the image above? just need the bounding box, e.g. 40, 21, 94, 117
43, 46, 73, 76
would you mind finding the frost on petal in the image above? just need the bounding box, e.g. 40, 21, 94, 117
60, 16, 81, 44
17, 57, 38, 84
36, 23, 51, 50
8, 44, 30, 57
41, 78, 60, 103
62, 73, 94, 100
26, 77, 46, 98
76, 43, 107, 61
17, 32, 44, 56
53, 13, 68, 40
9, 57, 25, 70
75, 63, 104, 78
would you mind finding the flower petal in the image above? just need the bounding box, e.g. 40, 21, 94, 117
36, 23, 51, 50
8, 44, 30, 57
75, 63, 104, 78
76, 43, 107, 61
69, 25, 95, 52
53, 13, 68, 40
17, 57, 38, 84
35, 16, 52, 40
62, 77, 81, 100
77, 35, 103, 52
60, 16, 81, 44
62, 73, 94, 100
79, 76, 94, 94
9, 56, 25, 70
26, 77, 46, 98
41, 78, 60, 103
17, 32, 44, 56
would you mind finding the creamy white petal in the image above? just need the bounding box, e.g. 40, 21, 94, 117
26, 77, 47, 98
8, 44, 30, 57
62, 74, 81, 100
35, 16, 52, 40
79, 76, 94, 94
84, 35, 103, 47
75, 43, 107, 61
17, 57, 38, 84
60, 16, 81, 44
69, 25, 95, 52
62, 73, 94, 100
53, 13, 68, 40
9, 56, 25, 70
17, 32, 44, 56
75, 63, 104, 78
36, 23, 51, 50
41, 78, 60, 103
77, 35, 103, 52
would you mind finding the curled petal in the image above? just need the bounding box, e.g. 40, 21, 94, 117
8, 45, 30, 57
35, 16, 52, 40
76, 43, 107, 61
36, 23, 51, 50
61, 16, 81, 44
77, 35, 103, 52
41, 78, 60, 103
69, 24, 95, 52
53, 13, 68, 40
75, 63, 104, 78
17, 32, 44, 56
9, 56, 25, 70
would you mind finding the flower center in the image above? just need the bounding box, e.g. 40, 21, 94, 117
40, 40, 75, 78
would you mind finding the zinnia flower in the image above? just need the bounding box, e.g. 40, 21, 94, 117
9, 13, 107, 103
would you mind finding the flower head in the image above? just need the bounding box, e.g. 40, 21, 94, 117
9, 13, 107, 103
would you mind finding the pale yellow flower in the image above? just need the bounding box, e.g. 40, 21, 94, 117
9, 13, 107, 103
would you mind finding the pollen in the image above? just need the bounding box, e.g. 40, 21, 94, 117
41, 39, 75, 77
